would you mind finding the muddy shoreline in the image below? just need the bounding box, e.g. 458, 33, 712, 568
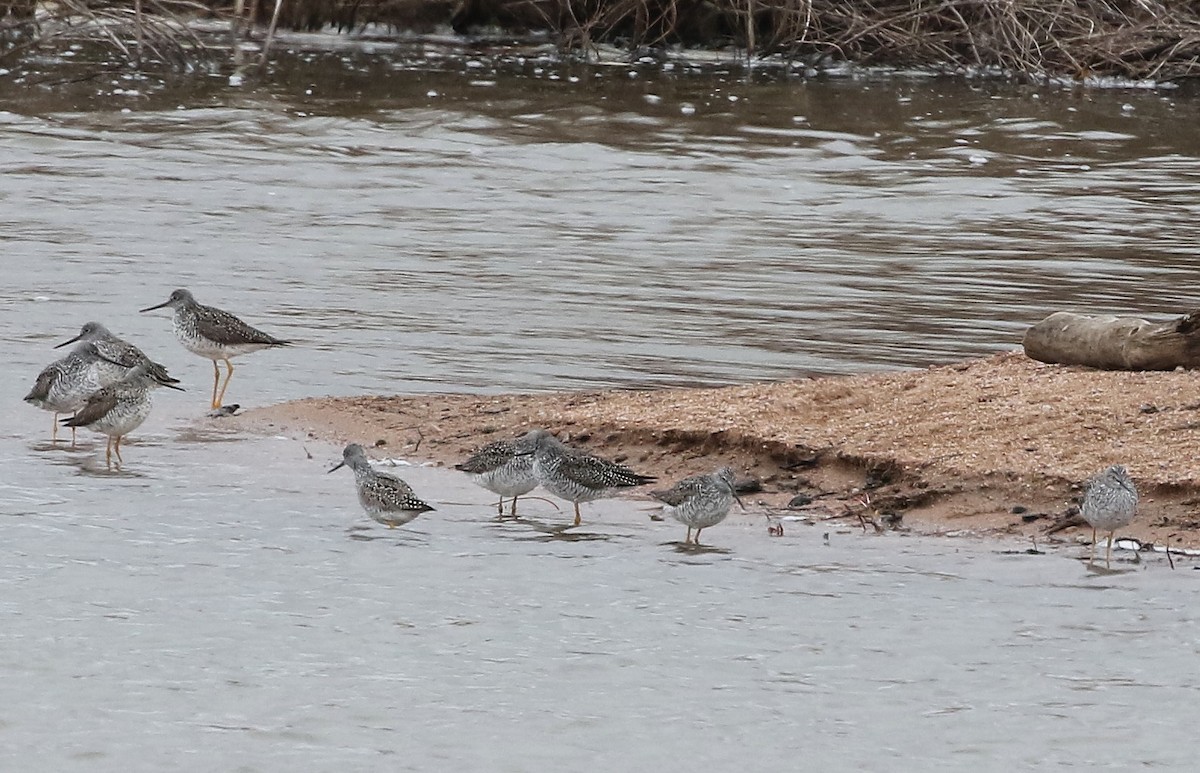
232, 352, 1200, 550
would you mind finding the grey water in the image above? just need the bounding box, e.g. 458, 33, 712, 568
2, 40, 1199, 770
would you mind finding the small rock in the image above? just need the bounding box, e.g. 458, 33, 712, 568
787, 493, 813, 508
1011, 505, 1028, 514
734, 478, 762, 494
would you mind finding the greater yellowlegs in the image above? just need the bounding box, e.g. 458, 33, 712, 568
651, 466, 743, 545
529, 429, 656, 526
140, 289, 290, 409
25, 350, 105, 445
455, 429, 542, 516
61, 363, 184, 468
1080, 464, 1138, 568
329, 443, 434, 528
56, 321, 179, 388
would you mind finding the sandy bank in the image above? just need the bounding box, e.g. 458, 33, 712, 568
232, 352, 1200, 550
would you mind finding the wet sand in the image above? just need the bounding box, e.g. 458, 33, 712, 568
234, 352, 1200, 550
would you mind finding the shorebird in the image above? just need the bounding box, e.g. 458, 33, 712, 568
529, 429, 656, 526
140, 289, 290, 409
455, 429, 542, 516
1080, 464, 1139, 569
651, 466, 743, 545
328, 443, 434, 529
55, 321, 179, 388
61, 363, 184, 468
24, 351, 103, 445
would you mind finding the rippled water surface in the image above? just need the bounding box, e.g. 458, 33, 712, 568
2, 41, 1199, 770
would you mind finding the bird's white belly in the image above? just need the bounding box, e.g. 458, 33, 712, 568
475, 466, 538, 498
1087, 504, 1135, 532
173, 317, 268, 361
666, 495, 733, 529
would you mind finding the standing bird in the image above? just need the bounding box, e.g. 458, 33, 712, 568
24, 351, 103, 445
455, 429, 542, 516
61, 363, 184, 468
529, 429, 656, 526
1079, 464, 1139, 568
328, 443, 434, 529
140, 289, 290, 409
651, 466, 743, 545
55, 321, 179, 388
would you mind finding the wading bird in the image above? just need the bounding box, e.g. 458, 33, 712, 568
329, 443, 434, 529
1080, 464, 1138, 569
651, 466, 743, 545
61, 363, 184, 468
140, 289, 289, 409
528, 429, 655, 526
455, 429, 543, 516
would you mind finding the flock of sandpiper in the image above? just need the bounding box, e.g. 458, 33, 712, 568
24, 289, 1141, 559
24, 289, 742, 546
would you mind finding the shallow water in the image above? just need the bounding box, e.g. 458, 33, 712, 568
3, 41, 1200, 770
3, 430, 1197, 770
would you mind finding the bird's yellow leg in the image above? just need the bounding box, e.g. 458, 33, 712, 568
685, 527, 692, 544
105, 437, 112, 469
695, 528, 703, 546
1106, 531, 1114, 568
510, 496, 519, 517
70, 424, 77, 449
1089, 527, 1097, 565
496, 497, 504, 516
210, 360, 221, 409
114, 435, 123, 466
573, 503, 581, 527
215, 358, 235, 408
52, 413, 59, 443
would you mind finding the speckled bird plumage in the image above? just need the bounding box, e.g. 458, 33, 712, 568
529, 429, 655, 525
1080, 464, 1138, 567
56, 321, 178, 387
144, 288, 290, 358
141, 288, 290, 409
330, 443, 434, 528
61, 364, 182, 467
25, 347, 107, 443
456, 429, 541, 515
25, 351, 103, 416
652, 466, 739, 544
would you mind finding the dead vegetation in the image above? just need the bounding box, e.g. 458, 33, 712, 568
0, 0, 222, 69
2, 0, 1199, 79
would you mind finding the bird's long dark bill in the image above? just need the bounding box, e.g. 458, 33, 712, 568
733, 493, 746, 511
327, 462, 346, 473
139, 300, 172, 312
161, 382, 186, 392
53, 334, 84, 349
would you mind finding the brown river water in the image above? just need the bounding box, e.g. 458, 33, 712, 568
2, 38, 1199, 770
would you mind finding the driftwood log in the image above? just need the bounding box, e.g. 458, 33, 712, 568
1023, 310, 1200, 371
